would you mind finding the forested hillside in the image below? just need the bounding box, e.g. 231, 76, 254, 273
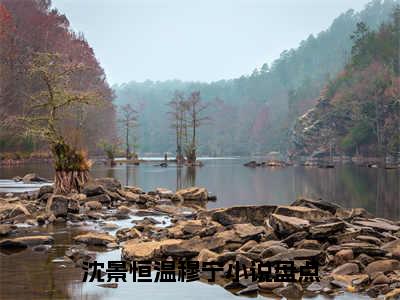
0, 0, 116, 157
114, 0, 398, 156
291, 8, 399, 159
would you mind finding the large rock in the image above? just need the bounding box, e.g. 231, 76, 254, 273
86, 194, 111, 204
382, 240, 400, 258
156, 188, 174, 199
68, 198, 80, 213
116, 227, 142, 242
248, 241, 286, 254
232, 223, 265, 241
209, 205, 276, 226
197, 249, 218, 262
94, 178, 122, 192
265, 248, 325, 265
327, 242, 387, 257
273, 283, 303, 299
117, 190, 140, 202
215, 229, 242, 244
125, 186, 144, 194
274, 205, 332, 221
161, 236, 226, 258
365, 259, 400, 275
334, 249, 354, 265
353, 219, 400, 232
122, 239, 182, 260
46, 195, 69, 217
105, 191, 125, 202
309, 221, 346, 237
85, 200, 102, 210
0, 203, 30, 221
0, 235, 54, 248
260, 245, 289, 258
331, 263, 360, 275
258, 282, 283, 290
38, 185, 54, 198
281, 231, 309, 247
176, 187, 208, 201
82, 183, 106, 197
73, 232, 116, 246
137, 194, 157, 205
291, 197, 342, 214
269, 213, 310, 237
167, 220, 222, 239
153, 205, 197, 218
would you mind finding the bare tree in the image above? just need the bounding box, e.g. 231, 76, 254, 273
185, 91, 209, 164
15, 52, 101, 194
167, 91, 187, 164
119, 104, 137, 159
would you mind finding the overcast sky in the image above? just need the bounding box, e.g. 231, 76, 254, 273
52, 0, 372, 85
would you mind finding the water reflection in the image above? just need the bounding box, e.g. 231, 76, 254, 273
176, 166, 197, 189
0, 159, 398, 219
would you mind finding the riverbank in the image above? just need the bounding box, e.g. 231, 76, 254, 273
1, 177, 400, 299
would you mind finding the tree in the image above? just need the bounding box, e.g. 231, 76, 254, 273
185, 91, 209, 163
98, 138, 120, 166
0, 0, 116, 156
167, 91, 187, 164
119, 104, 137, 159
16, 52, 101, 194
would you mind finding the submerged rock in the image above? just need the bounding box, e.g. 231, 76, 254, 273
22, 173, 48, 183
243, 161, 260, 168
0, 235, 54, 248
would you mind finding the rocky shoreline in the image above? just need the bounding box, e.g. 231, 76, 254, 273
1, 176, 400, 298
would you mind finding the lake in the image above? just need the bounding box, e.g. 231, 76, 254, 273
1, 157, 399, 218
0, 158, 398, 299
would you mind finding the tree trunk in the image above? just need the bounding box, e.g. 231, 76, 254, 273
126, 122, 130, 159
54, 170, 89, 194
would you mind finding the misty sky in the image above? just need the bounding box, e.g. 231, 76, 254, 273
52, 0, 372, 85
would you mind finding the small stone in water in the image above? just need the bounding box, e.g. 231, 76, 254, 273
97, 283, 118, 288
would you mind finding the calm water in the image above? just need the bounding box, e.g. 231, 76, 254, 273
1, 158, 399, 218
0, 158, 398, 299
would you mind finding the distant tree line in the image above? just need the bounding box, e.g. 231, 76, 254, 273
114, 0, 398, 156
